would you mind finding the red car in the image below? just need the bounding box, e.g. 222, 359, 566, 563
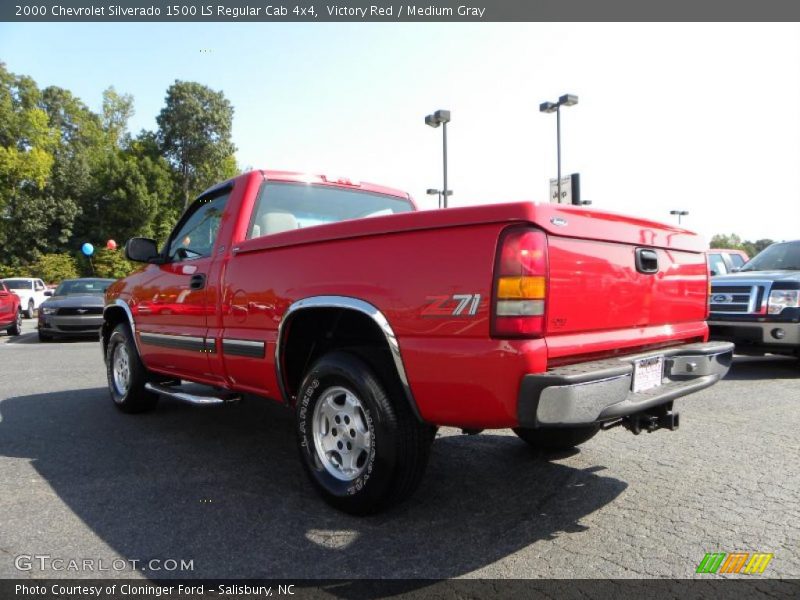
0, 280, 23, 336
103, 169, 733, 514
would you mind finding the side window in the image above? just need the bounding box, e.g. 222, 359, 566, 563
35, 280, 45, 291
708, 254, 728, 275
167, 192, 230, 262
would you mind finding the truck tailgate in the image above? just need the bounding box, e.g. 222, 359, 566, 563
538, 206, 709, 361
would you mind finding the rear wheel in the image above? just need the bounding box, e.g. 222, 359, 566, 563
106, 323, 158, 413
8, 310, 22, 336
513, 425, 600, 451
295, 350, 434, 515
25, 300, 35, 319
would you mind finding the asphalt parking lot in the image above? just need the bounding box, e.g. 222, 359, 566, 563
0, 319, 798, 580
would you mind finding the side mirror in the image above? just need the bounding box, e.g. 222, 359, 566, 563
709, 270, 717, 276
44, 290, 53, 296
125, 238, 161, 263
0, 290, 8, 297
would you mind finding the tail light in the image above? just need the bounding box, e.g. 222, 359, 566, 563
492, 227, 548, 337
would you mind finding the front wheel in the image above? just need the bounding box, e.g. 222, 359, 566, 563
25, 300, 35, 319
106, 323, 158, 413
513, 425, 600, 451
295, 350, 434, 515
8, 310, 22, 336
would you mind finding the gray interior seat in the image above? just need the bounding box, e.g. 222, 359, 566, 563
257, 211, 298, 236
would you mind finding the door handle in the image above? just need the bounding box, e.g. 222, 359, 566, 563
189, 274, 207, 290
635, 248, 659, 274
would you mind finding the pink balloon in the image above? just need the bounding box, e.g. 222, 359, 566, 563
106, 239, 117, 250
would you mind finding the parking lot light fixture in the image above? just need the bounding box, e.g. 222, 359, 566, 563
670, 209, 689, 225
426, 188, 442, 208
425, 109, 451, 208
540, 94, 579, 204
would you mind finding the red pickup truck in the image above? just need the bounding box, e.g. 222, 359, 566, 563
103, 169, 733, 514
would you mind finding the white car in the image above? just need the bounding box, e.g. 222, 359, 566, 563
1, 278, 49, 318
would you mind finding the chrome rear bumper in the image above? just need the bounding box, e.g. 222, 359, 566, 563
517, 341, 734, 427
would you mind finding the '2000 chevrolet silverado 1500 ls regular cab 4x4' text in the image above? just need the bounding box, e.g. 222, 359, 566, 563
102, 169, 733, 514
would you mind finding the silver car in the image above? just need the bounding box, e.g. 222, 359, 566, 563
38, 278, 115, 342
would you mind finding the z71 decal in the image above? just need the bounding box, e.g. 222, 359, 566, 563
422, 294, 482, 317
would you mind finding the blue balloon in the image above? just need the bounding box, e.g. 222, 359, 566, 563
81, 242, 94, 257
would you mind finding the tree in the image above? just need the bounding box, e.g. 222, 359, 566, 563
91, 247, 136, 279
102, 86, 134, 148
0, 64, 59, 265
156, 80, 237, 208
29, 253, 79, 283
709, 234, 745, 251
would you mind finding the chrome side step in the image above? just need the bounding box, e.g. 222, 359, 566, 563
144, 382, 241, 406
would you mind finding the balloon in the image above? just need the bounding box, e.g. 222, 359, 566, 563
106, 239, 117, 250
81, 243, 94, 257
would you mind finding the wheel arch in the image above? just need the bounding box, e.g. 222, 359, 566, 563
102, 299, 140, 359
276, 296, 422, 421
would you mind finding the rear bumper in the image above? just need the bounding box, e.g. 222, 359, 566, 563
517, 341, 734, 427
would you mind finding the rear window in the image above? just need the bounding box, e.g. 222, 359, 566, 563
247, 182, 413, 239
3, 279, 31, 290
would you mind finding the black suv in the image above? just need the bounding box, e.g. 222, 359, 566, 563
709, 240, 800, 356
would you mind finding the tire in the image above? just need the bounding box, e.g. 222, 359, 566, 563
8, 310, 22, 336
106, 323, 158, 413
38, 330, 53, 342
513, 425, 600, 451
296, 350, 434, 515
25, 300, 34, 319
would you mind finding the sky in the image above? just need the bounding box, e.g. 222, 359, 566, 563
1, 22, 798, 242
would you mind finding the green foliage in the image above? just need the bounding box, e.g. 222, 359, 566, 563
157, 80, 237, 207
102, 86, 134, 148
91, 248, 137, 279
29, 253, 79, 284
710, 233, 745, 250
0, 64, 239, 270
0, 264, 17, 278
710, 234, 777, 259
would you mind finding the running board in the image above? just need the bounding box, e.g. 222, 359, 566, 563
144, 382, 241, 406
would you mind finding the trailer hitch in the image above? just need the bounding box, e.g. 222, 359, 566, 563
602, 405, 680, 435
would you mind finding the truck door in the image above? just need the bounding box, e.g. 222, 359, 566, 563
133, 189, 231, 383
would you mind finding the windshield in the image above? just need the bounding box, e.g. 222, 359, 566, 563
54, 279, 114, 296
740, 242, 800, 272
2, 279, 31, 290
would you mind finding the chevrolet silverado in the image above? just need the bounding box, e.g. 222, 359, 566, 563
103, 169, 733, 514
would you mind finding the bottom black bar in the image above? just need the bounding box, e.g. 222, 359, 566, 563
1, 579, 798, 600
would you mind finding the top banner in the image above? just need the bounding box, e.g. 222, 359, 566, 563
4, 0, 800, 22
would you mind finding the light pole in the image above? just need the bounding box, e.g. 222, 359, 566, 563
425, 109, 451, 208
670, 210, 689, 225
540, 94, 578, 204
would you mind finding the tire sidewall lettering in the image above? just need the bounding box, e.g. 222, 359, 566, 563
297, 370, 380, 498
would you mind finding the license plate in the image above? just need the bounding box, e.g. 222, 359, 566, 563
631, 355, 664, 393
